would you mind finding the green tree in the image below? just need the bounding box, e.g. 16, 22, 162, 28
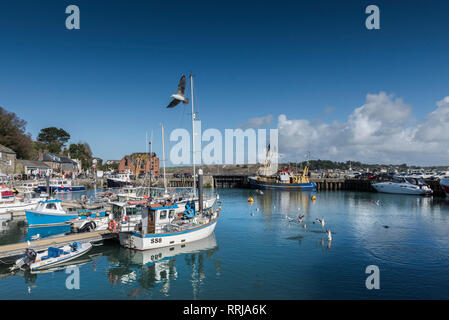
37, 127, 70, 153
66, 142, 92, 170
0, 106, 34, 159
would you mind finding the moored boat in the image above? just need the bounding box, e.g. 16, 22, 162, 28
0, 184, 14, 203
10, 241, 92, 272
34, 179, 86, 193
372, 176, 433, 196
440, 177, 449, 197
25, 199, 107, 227
248, 146, 316, 191
0, 191, 45, 214
107, 172, 135, 188
119, 199, 221, 251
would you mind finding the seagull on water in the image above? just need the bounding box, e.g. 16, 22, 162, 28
316, 217, 325, 228
166, 75, 189, 108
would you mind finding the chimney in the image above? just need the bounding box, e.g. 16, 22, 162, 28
38, 150, 43, 161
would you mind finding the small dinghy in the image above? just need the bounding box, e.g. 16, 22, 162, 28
10, 241, 92, 272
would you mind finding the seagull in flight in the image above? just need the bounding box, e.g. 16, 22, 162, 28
316, 217, 325, 228
166, 75, 189, 108
297, 214, 305, 224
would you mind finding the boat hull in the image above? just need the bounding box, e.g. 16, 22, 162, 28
0, 201, 39, 214
119, 218, 218, 251
440, 178, 449, 197
248, 177, 316, 190
34, 186, 86, 193
25, 210, 79, 227
107, 178, 133, 188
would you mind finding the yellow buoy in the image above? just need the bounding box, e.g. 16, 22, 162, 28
311, 195, 317, 201
248, 197, 254, 203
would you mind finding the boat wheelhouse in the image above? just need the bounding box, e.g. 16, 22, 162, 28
119, 199, 221, 251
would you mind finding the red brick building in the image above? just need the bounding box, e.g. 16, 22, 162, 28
119, 152, 160, 177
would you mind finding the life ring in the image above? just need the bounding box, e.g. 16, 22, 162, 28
108, 220, 118, 231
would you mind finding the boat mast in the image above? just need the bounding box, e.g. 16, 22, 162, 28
190, 74, 196, 198
161, 124, 167, 194
149, 130, 153, 194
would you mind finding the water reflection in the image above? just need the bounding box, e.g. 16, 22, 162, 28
107, 234, 220, 297
248, 190, 315, 228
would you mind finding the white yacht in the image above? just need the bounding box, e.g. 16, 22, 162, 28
372, 176, 433, 196
439, 177, 449, 197
0, 191, 45, 214
107, 171, 135, 188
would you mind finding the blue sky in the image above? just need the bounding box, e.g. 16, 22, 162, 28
1, 1, 449, 165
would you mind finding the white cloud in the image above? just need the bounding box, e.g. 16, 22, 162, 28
240, 114, 273, 129
277, 92, 449, 165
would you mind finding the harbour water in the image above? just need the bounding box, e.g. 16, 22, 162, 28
1, 189, 449, 299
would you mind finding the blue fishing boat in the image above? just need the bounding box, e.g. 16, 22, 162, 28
25, 200, 79, 227
25, 199, 107, 227
34, 179, 86, 193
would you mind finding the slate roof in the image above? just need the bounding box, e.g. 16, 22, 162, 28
17, 159, 50, 169
42, 152, 77, 164
0, 144, 16, 154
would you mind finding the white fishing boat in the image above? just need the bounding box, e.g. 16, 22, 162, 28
372, 176, 433, 195
110, 193, 218, 233
119, 199, 221, 251
0, 191, 45, 214
10, 242, 92, 272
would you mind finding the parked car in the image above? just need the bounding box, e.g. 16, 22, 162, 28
344, 172, 361, 179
